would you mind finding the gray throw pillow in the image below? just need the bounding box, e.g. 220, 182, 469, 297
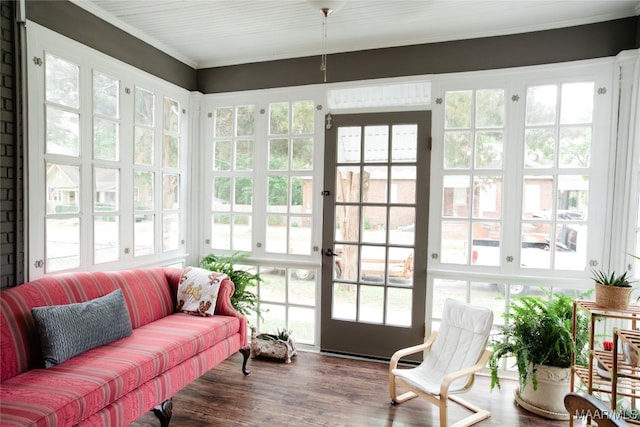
32, 289, 133, 368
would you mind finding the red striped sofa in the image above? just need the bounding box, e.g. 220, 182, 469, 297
0, 267, 250, 427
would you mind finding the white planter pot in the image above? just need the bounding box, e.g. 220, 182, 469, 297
515, 364, 571, 420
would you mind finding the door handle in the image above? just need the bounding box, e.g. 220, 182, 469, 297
324, 248, 338, 257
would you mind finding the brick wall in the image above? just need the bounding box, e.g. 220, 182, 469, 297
1, 0, 24, 289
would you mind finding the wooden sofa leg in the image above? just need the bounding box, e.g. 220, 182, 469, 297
153, 399, 173, 427
240, 345, 251, 376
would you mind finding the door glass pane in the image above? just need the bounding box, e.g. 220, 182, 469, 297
391, 124, 417, 162
359, 285, 384, 324
45, 53, 79, 108
95, 216, 118, 264
364, 125, 388, 163
332, 282, 356, 321
335, 205, 359, 243
134, 171, 154, 211
337, 127, 361, 163
390, 166, 416, 203
47, 163, 79, 214
361, 245, 385, 283
389, 247, 413, 284
163, 213, 179, 252
390, 206, 414, 245
46, 106, 79, 156
95, 167, 118, 210
362, 206, 386, 243
337, 244, 358, 282
46, 218, 79, 272
387, 287, 412, 327
363, 166, 387, 203
336, 166, 361, 203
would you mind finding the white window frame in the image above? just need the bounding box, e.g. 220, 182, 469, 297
429, 59, 615, 288
200, 86, 326, 268
26, 22, 190, 279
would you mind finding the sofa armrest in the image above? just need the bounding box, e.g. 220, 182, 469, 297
217, 278, 248, 346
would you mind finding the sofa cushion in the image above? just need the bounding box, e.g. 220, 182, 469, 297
177, 267, 227, 316
32, 289, 133, 368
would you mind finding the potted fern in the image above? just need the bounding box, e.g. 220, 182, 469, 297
592, 269, 633, 310
200, 252, 263, 319
489, 292, 589, 419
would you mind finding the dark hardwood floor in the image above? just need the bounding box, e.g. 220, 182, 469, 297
130, 351, 570, 426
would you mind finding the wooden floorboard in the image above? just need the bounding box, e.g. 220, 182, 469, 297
130, 351, 570, 426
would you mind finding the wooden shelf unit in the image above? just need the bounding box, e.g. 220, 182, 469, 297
571, 300, 640, 425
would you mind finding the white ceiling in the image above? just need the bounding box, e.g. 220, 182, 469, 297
72, 0, 640, 69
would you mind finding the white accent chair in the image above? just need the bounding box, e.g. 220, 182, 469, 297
389, 298, 494, 427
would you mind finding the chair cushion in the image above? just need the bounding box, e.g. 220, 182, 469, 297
393, 298, 493, 395
32, 289, 133, 367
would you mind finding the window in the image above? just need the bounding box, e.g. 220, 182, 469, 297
431, 62, 613, 295
204, 90, 324, 345
28, 24, 189, 278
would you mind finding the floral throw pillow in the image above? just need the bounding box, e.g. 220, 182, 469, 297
176, 267, 228, 317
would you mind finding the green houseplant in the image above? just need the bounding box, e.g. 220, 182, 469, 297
489, 292, 589, 419
200, 252, 263, 319
592, 269, 634, 310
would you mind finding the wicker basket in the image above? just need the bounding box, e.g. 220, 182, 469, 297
594, 282, 632, 311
